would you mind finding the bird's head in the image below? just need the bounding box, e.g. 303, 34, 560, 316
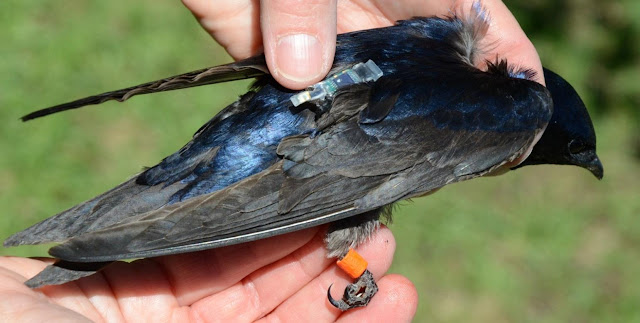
514, 68, 603, 179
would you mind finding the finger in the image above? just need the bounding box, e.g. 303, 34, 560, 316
182, 0, 262, 60
47, 228, 317, 321
0, 256, 48, 281
188, 229, 333, 321
403, 0, 545, 85
148, 227, 318, 306
334, 1, 392, 33
262, 226, 396, 321
0, 257, 45, 293
40, 279, 108, 322
471, 0, 545, 85
73, 273, 127, 322
0, 228, 318, 321
76, 228, 315, 321
336, 274, 418, 322
4, 257, 162, 321
337, 0, 545, 85
0, 258, 93, 322
335, 0, 454, 33
260, 0, 337, 89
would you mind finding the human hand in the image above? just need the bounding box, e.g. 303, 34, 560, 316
0, 226, 417, 322
182, 0, 544, 89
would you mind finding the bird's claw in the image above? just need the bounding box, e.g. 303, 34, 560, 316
327, 269, 378, 311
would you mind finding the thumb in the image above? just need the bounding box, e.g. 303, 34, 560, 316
260, 0, 337, 90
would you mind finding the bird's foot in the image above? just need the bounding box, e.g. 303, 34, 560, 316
327, 269, 378, 311
327, 248, 378, 311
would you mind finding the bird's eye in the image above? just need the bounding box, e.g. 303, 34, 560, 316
569, 139, 587, 154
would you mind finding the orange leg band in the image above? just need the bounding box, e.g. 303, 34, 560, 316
336, 248, 368, 279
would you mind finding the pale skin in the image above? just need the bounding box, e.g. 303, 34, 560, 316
0, 227, 415, 322
0, 0, 542, 321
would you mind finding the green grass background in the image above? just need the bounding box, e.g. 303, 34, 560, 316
1, 1, 638, 322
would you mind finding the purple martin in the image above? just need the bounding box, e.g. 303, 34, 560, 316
4, 8, 603, 310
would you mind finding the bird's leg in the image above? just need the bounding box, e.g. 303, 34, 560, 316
325, 207, 391, 310
327, 249, 378, 311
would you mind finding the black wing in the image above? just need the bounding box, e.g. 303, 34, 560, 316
21, 55, 268, 121
44, 74, 552, 262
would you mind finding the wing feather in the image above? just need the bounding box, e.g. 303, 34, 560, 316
21, 55, 268, 121
48, 113, 543, 262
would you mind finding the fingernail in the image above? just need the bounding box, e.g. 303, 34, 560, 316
275, 33, 323, 83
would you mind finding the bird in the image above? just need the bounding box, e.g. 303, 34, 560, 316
4, 5, 603, 311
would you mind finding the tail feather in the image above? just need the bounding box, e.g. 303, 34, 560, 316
25, 261, 111, 288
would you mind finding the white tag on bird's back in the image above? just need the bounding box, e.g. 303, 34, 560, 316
290, 60, 383, 107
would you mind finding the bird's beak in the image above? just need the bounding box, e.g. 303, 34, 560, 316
583, 155, 604, 180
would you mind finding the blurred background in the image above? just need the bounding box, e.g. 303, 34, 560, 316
1, 1, 638, 321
